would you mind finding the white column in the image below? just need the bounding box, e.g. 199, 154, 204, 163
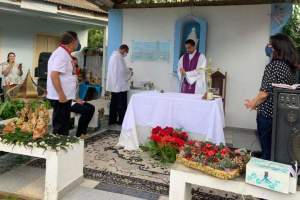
44, 141, 84, 200
44, 151, 59, 200
169, 169, 192, 200
101, 25, 108, 96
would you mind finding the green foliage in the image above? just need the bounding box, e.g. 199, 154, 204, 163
29, 99, 52, 111
160, 145, 177, 163
1, 128, 32, 143
88, 28, 104, 48
141, 141, 178, 163
0, 100, 25, 120
283, 5, 300, 47
4, 197, 18, 200
218, 158, 237, 170
0, 100, 51, 120
0, 129, 79, 151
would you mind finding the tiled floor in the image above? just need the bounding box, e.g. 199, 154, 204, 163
0, 127, 260, 200
224, 127, 261, 152
0, 165, 167, 200
0, 166, 44, 199
62, 186, 146, 200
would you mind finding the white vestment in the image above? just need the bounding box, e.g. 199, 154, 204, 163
177, 51, 207, 95
106, 51, 131, 93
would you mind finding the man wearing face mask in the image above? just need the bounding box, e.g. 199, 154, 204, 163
47, 31, 81, 135
106, 44, 132, 125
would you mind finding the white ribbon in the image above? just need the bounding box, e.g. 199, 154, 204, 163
288, 161, 300, 177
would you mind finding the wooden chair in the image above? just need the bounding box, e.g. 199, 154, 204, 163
211, 70, 227, 111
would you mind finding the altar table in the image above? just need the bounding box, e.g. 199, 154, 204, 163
118, 91, 225, 150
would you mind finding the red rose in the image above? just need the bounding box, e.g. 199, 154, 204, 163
201, 147, 208, 152
161, 135, 185, 148
161, 127, 174, 136
178, 131, 188, 141
205, 143, 213, 149
160, 129, 169, 137
150, 134, 161, 143
160, 135, 173, 144
174, 138, 185, 147
206, 150, 217, 157
152, 126, 162, 135
188, 140, 195, 146
220, 148, 230, 156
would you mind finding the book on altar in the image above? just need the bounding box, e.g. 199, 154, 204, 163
245, 157, 298, 194
272, 83, 300, 90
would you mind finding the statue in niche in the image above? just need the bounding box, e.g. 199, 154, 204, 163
187, 27, 199, 49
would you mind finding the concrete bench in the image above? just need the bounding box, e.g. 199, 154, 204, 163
0, 140, 84, 200
169, 163, 300, 200
73, 99, 109, 129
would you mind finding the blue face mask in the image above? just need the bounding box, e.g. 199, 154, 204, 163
265, 45, 273, 57
76, 42, 81, 52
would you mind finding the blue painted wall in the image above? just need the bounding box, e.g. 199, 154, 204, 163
107, 9, 123, 61
173, 16, 207, 73
270, 3, 293, 35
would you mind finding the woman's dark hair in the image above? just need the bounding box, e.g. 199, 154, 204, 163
270, 33, 298, 72
60, 31, 78, 45
185, 39, 196, 47
7, 52, 15, 63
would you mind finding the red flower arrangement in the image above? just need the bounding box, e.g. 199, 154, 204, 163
180, 140, 250, 171
142, 126, 189, 163
150, 126, 188, 148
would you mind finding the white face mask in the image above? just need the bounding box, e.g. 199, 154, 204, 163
123, 53, 128, 57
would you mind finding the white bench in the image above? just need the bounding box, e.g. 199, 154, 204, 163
73, 99, 109, 129
169, 163, 300, 200
0, 140, 84, 200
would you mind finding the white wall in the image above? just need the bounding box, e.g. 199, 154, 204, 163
122, 5, 271, 129
0, 12, 89, 74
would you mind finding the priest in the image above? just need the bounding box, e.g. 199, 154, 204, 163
177, 39, 207, 95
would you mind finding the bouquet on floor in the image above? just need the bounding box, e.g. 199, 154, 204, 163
141, 126, 189, 163
177, 140, 251, 179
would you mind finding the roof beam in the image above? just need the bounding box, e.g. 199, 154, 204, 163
114, 0, 298, 9
88, 0, 114, 10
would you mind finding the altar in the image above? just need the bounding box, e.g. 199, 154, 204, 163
118, 91, 225, 150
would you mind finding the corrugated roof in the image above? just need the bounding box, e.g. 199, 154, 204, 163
44, 0, 107, 13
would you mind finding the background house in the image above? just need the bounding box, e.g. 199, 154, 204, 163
0, 0, 108, 75
102, 0, 293, 130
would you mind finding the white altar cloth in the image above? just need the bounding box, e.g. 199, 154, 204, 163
118, 91, 225, 150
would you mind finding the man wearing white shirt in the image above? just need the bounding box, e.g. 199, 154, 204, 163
47, 31, 81, 135
106, 44, 132, 125
177, 39, 207, 95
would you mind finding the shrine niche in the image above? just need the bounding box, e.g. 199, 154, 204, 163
173, 15, 207, 72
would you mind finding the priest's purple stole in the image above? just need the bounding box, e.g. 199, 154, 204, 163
181, 52, 200, 94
